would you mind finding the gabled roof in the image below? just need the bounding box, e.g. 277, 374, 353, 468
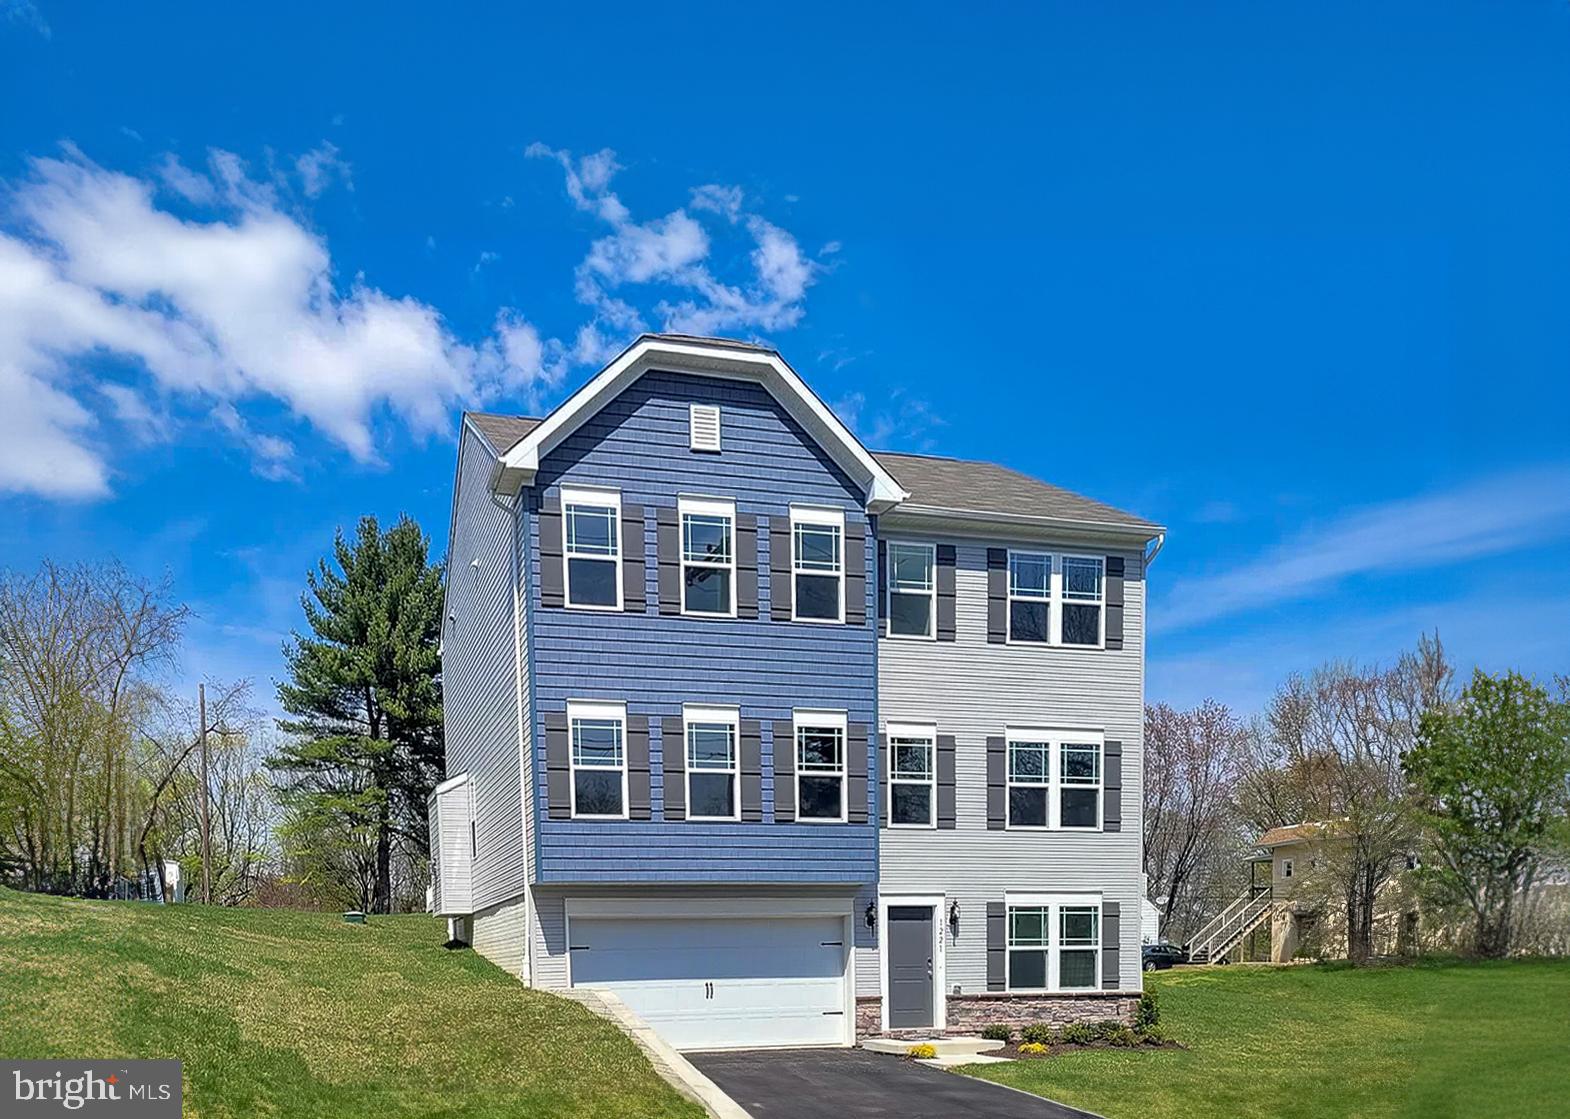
1256, 822, 1340, 849
873, 451, 1160, 535
494, 334, 909, 510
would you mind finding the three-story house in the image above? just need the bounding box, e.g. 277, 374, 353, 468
430, 334, 1162, 1051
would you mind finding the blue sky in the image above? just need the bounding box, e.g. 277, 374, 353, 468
3, 1, 1567, 715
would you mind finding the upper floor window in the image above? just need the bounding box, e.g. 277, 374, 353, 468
684, 705, 739, 820
568, 702, 627, 819
1008, 551, 1051, 643
563, 487, 621, 610
886, 541, 936, 639
795, 711, 847, 822
1060, 556, 1105, 647
680, 497, 735, 617
791, 507, 844, 622
1007, 896, 1101, 992
1282, 858, 1295, 880
1007, 729, 1103, 830
887, 723, 935, 827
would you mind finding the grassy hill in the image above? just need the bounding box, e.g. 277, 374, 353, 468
0, 888, 702, 1118
966, 957, 1570, 1119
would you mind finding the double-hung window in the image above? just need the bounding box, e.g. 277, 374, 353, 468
887, 724, 935, 827
795, 711, 846, 821
886, 541, 936, 638
568, 702, 627, 819
791, 507, 844, 622
1007, 895, 1102, 992
1060, 555, 1105, 647
1007, 729, 1103, 830
562, 487, 621, 610
679, 497, 735, 617
684, 705, 739, 820
1007, 551, 1051, 643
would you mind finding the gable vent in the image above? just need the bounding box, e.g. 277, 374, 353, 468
689, 404, 722, 452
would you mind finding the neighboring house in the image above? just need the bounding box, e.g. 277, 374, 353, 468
429, 334, 1164, 1050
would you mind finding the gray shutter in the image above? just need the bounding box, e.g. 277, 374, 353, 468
937, 735, 957, 829
545, 710, 570, 820
877, 540, 888, 632
627, 715, 650, 820
878, 732, 889, 826
845, 521, 866, 626
847, 722, 868, 823
656, 507, 680, 616
1104, 740, 1123, 832
661, 716, 685, 821
539, 493, 565, 609
986, 548, 1007, 644
772, 719, 795, 821
737, 518, 759, 619
936, 544, 957, 641
740, 720, 763, 822
1105, 555, 1125, 650
621, 506, 646, 613
986, 735, 1006, 830
1102, 901, 1122, 989
769, 517, 792, 621
986, 902, 1007, 991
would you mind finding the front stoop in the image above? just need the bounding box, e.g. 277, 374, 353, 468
863, 1036, 1011, 1069
562, 989, 753, 1119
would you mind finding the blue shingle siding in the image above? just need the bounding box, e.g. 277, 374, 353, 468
528, 369, 878, 884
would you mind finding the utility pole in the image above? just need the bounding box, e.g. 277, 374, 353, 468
199, 682, 212, 905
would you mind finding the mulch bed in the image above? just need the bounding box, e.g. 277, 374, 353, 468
992, 1037, 1184, 1059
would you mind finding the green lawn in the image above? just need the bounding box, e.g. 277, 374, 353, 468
965, 959, 1570, 1119
0, 887, 702, 1118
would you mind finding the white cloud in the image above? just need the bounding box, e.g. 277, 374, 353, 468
1154, 466, 1570, 635
294, 142, 352, 199
690, 184, 744, 223
99, 382, 171, 445
0, 147, 550, 498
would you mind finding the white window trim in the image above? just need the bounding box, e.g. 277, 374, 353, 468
794, 709, 848, 824
1005, 892, 1103, 994
885, 540, 937, 641
1282, 858, 1295, 880
790, 505, 846, 625
1058, 553, 1107, 650
1005, 548, 1053, 646
678, 495, 738, 619
561, 486, 623, 612
886, 722, 937, 829
567, 700, 629, 821
1005, 727, 1105, 831
683, 703, 740, 822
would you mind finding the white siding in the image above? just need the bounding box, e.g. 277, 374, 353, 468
472, 895, 530, 980
432, 778, 474, 916
876, 535, 1147, 994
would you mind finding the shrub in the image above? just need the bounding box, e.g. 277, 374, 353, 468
1020, 1023, 1057, 1045
1017, 1041, 1049, 1056
979, 1024, 1012, 1042
1060, 1022, 1097, 1046
1139, 1025, 1168, 1045
1102, 1024, 1140, 1048
906, 1043, 937, 1060
1135, 990, 1160, 1031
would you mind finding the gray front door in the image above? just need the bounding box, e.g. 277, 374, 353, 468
887, 905, 935, 1029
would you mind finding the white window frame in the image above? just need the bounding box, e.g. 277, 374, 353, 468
567, 700, 628, 821
1005, 549, 1052, 645
1006, 728, 1105, 831
1058, 553, 1106, 649
678, 495, 737, 619
886, 722, 936, 829
794, 709, 848, 823
790, 506, 845, 624
683, 704, 740, 822
1005, 892, 1103, 994
884, 540, 937, 641
561, 486, 623, 612
1282, 858, 1295, 880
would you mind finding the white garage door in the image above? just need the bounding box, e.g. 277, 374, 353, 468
569, 914, 848, 1050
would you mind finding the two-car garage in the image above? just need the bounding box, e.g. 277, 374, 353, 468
565, 899, 854, 1051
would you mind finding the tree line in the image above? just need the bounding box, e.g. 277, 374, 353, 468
0, 515, 444, 915
1144, 636, 1570, 960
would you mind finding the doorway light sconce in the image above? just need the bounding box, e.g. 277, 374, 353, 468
864, 902, 877, 931
948, 899, 961, 934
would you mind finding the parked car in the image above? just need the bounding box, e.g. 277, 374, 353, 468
1142, 942, 1189, 971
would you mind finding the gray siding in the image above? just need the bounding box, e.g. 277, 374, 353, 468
443, 426, 528, 913
472, 894, 530, 980
876, 535, 1146, 994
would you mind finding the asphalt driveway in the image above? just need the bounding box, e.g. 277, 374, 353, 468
688, 1047, 1098, 1119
